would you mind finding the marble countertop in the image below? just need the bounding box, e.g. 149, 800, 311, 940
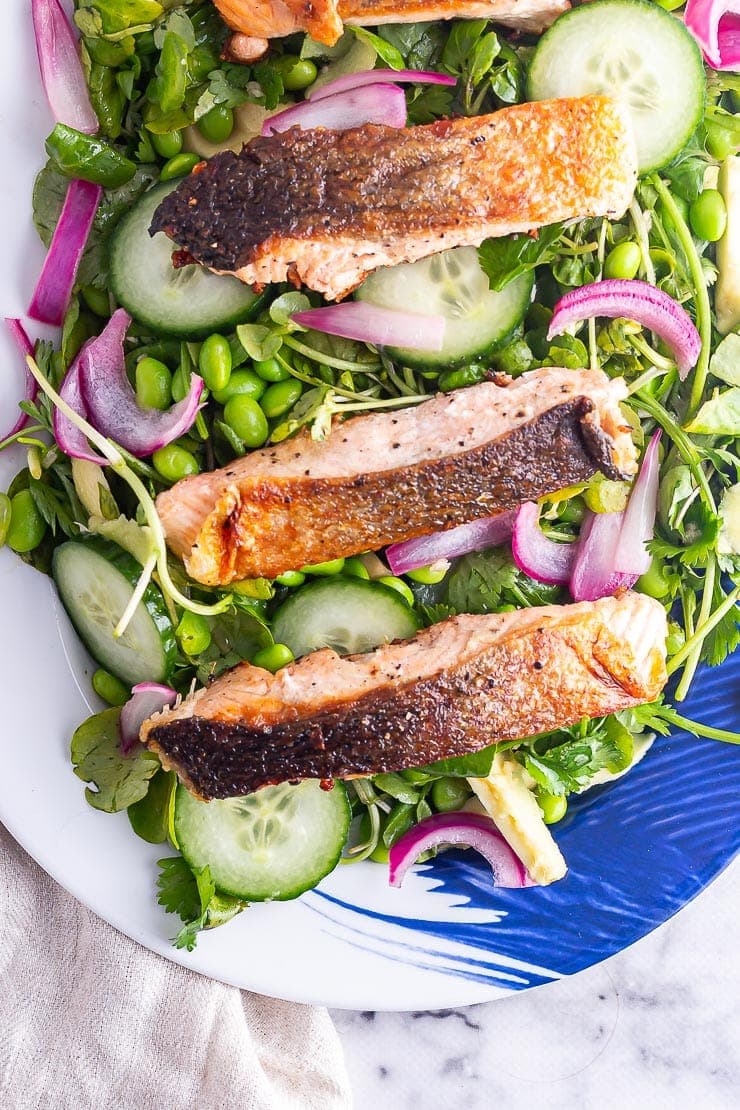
333, 858, 739, 1109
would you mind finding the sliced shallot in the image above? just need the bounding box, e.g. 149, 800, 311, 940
54, 341, 106, 464
569, 510, 637, 603
387, 511, 516, 576
388, 811, 527, 890
32, 0, 98, 133
614, 431, 662, 577
28, 178, 102, 327
684, 0, 740, 70
511, 501, 578, 585
292, 302, 445, 350
308, 68, 456, 101
2, 319, 39, 441
262, 83, 407, 135
119, 682, 177, 755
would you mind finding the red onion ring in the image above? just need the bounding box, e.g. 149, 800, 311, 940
262, 83, 407, 135
570, 510, 637, 603
684, 0, 740, 69
2, 319, 39, 441
308, 68, 456, 101
29, 178, 102, 327
614, 431, 662, 578
389, 811, 527, 889
119, 682, 177, 755
511, 501, 578, 585
53, 339, 106, 464
387, 511, 516, 576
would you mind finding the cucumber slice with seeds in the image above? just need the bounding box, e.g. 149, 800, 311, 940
174, 779, 351, 901
356, 246, 533, 370
109, 181, 266, 338
527, 0, 705, 174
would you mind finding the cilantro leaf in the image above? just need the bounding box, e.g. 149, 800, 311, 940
518, 719, 633, 796
445, 548, 562, 614
478, 223, 565, 291
71, 708, 160, 813
157, 858, 247, 951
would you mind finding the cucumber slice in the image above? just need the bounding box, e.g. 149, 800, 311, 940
355, 247, 533, 369
52, 538, 176, 686
174, 779, 351, 901
272, 576, 419, 658
526, 0, 705, 174
109, 182, 266, 338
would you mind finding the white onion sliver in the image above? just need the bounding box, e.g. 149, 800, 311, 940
119, 682, 177, 755
308, 68, 456, 101
262, 83, 407, 136
511, 501, 578, 585
387, 511, 516, 575
388, 811, 526, 890
32, 0, 98, 133
292, 302, 445, 351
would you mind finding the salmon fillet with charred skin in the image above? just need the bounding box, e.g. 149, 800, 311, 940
141, 593, 668, 800
214, 0, 570, 46
155, 368, 636, 586
150, 96, 637, 302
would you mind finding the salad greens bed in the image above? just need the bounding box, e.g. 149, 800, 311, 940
2, 0, 739, 948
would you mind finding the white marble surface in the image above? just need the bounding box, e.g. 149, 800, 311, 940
332, 859, 739, 1109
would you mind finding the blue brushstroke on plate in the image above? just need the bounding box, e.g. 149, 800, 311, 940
313, 658, 740, 987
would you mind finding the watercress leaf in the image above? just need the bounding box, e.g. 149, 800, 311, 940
71, 707, 160, 813
349, 26, 405, 69
382, 802, 415, 846
236, 324, 282, 362
128, 768, 176, 843
423, 745, 498, 778
478, 223, 565, 291
270, 291, 311, 325
709, 333, 740, 387
469, 32, 501, 85
685, 387, 740, 436
441, 19, 487, 75
377, 22, 447, 70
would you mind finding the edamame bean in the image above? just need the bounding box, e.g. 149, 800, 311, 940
152, 444, 200, 482
260, 379, 302, 419
177, 611, 212, 655
705, 122, 736, 162
254, 356, 290, 382
149, 128, 183, 159
431, 777, 472, 813
135, 357, 172, 411
223, 395, 269, 448
537, 792, 567, 825
343, 557, 370, 580
212, 368, 265, 405
689, 189, 727, 242
160, 152, 200, 182
377, 575, 414, 606
406, 561, 449, 585
604, 240, 641, 280
275, 569, 306, 587
80, 284, 110, 318
276, 56, 318, 91
300, 558, 345, 576
253, 642, 295, 673
92, 668, 130, 707
197, 104, 234, 144
636, 557, 671, 600
0, 492, 12, 547
199, 334, 232, 393
6, 490, 46, 553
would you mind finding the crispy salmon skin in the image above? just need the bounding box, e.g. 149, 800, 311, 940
142, 593, 668, 800
150, 96, 637, 301
214, 0, 569, 46
155, 367, 636, 585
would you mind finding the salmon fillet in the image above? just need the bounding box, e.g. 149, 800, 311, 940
214, 0, 569, 46
150, 96, 637, 301
141, 592, 668, 799
156, 368, 636, 585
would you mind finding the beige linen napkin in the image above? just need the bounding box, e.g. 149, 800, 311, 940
0, 824, 351, 1110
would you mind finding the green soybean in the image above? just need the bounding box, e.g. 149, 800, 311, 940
275, 569, 306, 587
136, 357, 172, 411
343, 557, 371, 580
276, 55, 318, 92
301, 558, 345, 576
252, 642, 295, 673
538, 792, 567, 825
689, 189, 727, 242
197, 104, 235, 144
431, 777, 472, 813
160, 152, 201, 182
604, 240, 641, 280
152, 444, 200, 482
223, 395, 269, 448
260, 379, 302, 419
149, 128, 183, 159
377, 575, 415, 607
199, 334, 232, 393
406, 562, 448, 585
212, 368, 265, 405
6, 490, 46, 553
177, 611, 212, 655
254, 356, 291, 382
0, 492, 12, 547
92, 668, 130, 707
80, 284, 110, 318
705, 122, 736, 162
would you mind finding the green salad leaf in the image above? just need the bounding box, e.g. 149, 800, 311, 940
157, 857, 247, 950
478, 223, 565, 291
71, 708, 160, 812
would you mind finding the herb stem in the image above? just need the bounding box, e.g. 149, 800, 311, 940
284, 336, 380, 374
632, 389, 715, 512
667, 711, 740, 745
674, 557, 718, 701
629, 197, 656, 286
667, 582, 740, 676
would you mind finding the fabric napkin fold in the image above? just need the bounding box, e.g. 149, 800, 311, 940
0, 823, 351, 1110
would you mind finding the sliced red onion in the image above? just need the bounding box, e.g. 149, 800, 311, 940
32, 0, 98, 133
614, 431, 662, 578
78, 309, 204, 458
119, 682, 177, 755
511, 501, 579, 586
388, 811, 527, 890
570, 510, 637, 602
685, 0, 740, 69
387, 511, 516, 576
292, 302, 445, 350
2, 319, 39, 441
308, 68, 456, 102
262, 83, 407, 136
548, 279, 701, 380
54, 340, 106, 464
29, 178, 102, 327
